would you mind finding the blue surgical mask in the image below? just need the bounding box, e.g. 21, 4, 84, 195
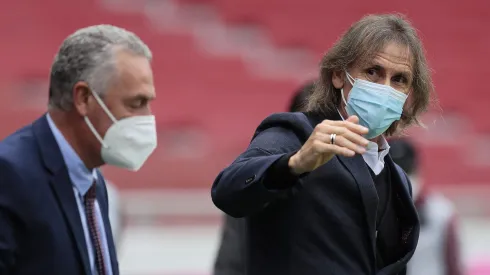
341, 72, 408, 139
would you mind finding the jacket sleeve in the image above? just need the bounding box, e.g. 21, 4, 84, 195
211, 127, 306, 218
0, 159, 21, 274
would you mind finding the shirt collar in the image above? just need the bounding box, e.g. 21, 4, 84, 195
46, 114, 97, 196
366, 135, 390, 152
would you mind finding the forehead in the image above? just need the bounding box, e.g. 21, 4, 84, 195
110, 49, 155, 98
368, 42, 414, 75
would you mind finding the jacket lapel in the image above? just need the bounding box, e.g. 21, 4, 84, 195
32, 115, 91, 275
49, 170, 92, 275
306, 111, 379, 256
385, 155, 419, 248
305, 111, 419, 272
337, 155, 379, 255
378, 156, 420, 275
95, 172, 119, 275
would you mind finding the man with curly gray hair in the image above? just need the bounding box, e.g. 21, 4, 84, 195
0, 25, 156, 275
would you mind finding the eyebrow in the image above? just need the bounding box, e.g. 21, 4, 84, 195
131, 94, 156, 101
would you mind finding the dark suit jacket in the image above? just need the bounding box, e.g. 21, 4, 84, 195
0, 116, 119, 275
211, 111, 419, 275
213, 215, 247, 275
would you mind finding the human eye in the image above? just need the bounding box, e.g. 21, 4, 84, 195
365, 67, 381, 82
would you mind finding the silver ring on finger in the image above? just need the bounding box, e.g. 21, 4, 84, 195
330, 133, 337, 145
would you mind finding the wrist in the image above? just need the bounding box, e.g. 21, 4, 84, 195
288, 153, 303, 176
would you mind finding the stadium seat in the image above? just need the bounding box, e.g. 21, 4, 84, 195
1, 0, 489, 189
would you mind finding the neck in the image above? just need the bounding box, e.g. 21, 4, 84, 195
371, 136, 383, 147
48, 109, 100, 169
339, 102, 348, 120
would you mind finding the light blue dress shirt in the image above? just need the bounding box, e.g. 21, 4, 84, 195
47, 114, 113, 275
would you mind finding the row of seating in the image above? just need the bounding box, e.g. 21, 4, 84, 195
0, 0, 300, 189
175, 0, 490, 186
177, 0, 490, 123
0, 0, 488, 189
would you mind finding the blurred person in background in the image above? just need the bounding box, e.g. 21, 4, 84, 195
211, 14, 433, 275
212, 81, 315, 275
0, 25, 156, 275
389, 138, 463, 275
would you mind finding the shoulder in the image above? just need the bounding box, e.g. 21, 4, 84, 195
0, 150, 34, 208
247, 112, 313, 153
0, 138, 38, 185
249, 111, 340, 153
256, 112, 312, 129
0, 124, 45, 193
0, 123, 38, 165
253, 112, 314, 140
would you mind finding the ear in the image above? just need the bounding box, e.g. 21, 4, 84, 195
72, 81, 91, 117
332, 70, 345, 89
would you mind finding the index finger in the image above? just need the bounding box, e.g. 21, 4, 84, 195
326, 119, 369, 135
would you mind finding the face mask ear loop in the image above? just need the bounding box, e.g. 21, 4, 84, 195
340, 88, 348, 106
85, 89, 116, 149
84, 116, 109, 148
345, 71, 356, 86
341, 71, 355, 107
90, 90, 118, 124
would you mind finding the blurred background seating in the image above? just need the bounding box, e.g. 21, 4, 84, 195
1, 0, 489, 274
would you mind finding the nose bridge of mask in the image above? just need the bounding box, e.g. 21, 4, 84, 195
388, 86, 408, 100
348, 72, 408, 102
346, 70, 404, 91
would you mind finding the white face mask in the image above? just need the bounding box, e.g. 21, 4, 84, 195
84, 90, 157, 171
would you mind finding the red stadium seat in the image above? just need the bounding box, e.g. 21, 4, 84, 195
1, 0, 489, 189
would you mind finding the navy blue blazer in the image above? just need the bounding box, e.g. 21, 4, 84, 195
0, 116, 119, 275
212, 112, 419, 275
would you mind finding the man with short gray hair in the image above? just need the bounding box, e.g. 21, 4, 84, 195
0, 25, 157, 275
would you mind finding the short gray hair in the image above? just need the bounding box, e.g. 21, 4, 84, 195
48, 24, 152, 111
